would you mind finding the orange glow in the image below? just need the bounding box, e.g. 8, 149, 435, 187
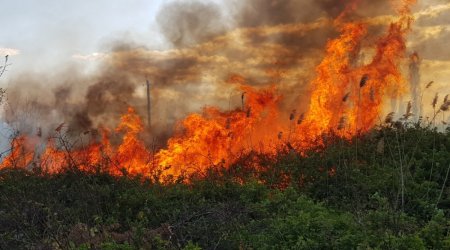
155, 84, 282, 177
0, 136, 34, 170
0, 0, 416, 180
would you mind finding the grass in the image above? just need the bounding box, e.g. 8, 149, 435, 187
0, 124, 449, 249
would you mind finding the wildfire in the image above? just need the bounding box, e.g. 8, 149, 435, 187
0, 0, 416, 179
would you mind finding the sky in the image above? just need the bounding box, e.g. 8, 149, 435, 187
0, 0, 166, 73
0, 0, 164, 152
1, 1, 449, 75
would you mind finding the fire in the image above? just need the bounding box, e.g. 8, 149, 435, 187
115, 107, 152, 175
0, 136, 34, 170
155, 84, 281, 177
0, 108, 152, 175
0, 0, 416, 179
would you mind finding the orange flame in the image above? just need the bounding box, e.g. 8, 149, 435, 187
0, 0, 416, 180
0, 136, 34, 170
155, 84, 282, 177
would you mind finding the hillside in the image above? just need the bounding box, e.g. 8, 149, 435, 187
1, 124, 449, 249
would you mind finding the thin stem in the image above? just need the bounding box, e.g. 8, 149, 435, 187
395, 131, 405, 211
355, 88, 361, 162
436, 164, 450, 208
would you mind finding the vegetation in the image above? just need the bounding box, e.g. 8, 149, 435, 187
0, 124, 449, 249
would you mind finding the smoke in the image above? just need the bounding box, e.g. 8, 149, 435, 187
3, 0, 411, 146
156, 1, 228, 48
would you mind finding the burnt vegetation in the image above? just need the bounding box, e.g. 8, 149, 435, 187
0, 122, 449, 249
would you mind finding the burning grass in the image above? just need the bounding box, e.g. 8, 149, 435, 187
0, 0, 421, 179
2, 0, 450, 248
0, 125, 449, 249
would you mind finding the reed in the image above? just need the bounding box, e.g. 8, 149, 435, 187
297, 113, 305, 125
432, 93, 438, 109
403, 101, 412, 119
359, 74, 369, 88
385, 112, 395, 124
342, 92, 350, 102
337, 116, 347, 130
289, 110, 296, 121
440, 102, 449, 112
370, 87, 375, 102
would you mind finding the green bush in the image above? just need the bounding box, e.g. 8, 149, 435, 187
0, 125, 449, 249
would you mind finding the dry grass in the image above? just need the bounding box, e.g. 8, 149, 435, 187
432, 93, 438, 109
385, 112, 395, 124
441, 94, 450, 112
440, 102, 449, 112
403, 101, 412, 119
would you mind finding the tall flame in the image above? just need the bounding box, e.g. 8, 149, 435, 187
0, 0, 416, 179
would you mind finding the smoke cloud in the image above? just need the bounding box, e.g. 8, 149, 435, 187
3, 0, 424, 146
156, 1, 228, 48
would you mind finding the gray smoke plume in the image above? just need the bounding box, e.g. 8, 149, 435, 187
156, 1, 228, 48
3, 0, 402, 147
